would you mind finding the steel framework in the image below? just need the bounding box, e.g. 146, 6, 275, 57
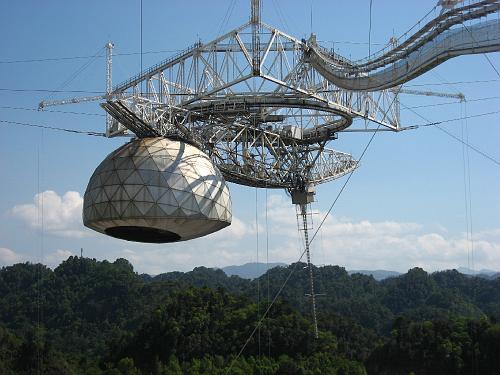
37, 0, 500, 340
38, 1, 500, 191
101, 21, 383, 189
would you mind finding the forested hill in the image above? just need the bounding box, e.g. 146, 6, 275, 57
149, 262, 500, 334
0, 257, 499, 374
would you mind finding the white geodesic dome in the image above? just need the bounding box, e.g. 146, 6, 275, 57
83, 137, 232, 243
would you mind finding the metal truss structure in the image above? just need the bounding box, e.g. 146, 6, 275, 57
39, 1, 500, 193
38, 0, 500, 340
101, 20, 383, 190
96, 0, 498, 192
307, 1, 500, 91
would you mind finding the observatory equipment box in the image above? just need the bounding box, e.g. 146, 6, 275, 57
83, 137, 232, 243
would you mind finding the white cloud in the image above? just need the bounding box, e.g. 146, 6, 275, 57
11, 190, 90, 238
0, 247, 23, 265
0, 246, 75, 268
8, 190, 496, 275
118, 248, 196, 274
210, 216, 252, 240
257, 194, 500, 273
114, 215, 257, 274
109, 193, 500, 274
45, 249, 74, 267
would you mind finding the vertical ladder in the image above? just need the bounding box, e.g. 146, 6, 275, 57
297, 203, 319, 339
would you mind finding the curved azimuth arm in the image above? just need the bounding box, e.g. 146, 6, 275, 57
306, 0, 500, 91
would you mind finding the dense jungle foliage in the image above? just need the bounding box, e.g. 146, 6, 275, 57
0, 256, 499, 374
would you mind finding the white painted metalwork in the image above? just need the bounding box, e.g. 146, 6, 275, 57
37, 1, 500, 191
307, 1, 500, 90
36, 0, 500, 339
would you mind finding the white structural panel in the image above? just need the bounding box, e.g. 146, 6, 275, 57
83, 137, 232, 243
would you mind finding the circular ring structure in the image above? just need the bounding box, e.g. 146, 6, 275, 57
184, 95, 353, 142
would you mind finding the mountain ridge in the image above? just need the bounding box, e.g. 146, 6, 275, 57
221, 261, 286, 279
214, 262, 500, 281
1, 256, 499, 374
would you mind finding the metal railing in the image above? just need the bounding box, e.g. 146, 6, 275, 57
112, 42, 202, 94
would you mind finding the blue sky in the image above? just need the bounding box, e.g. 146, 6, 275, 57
0, 1, 499, 274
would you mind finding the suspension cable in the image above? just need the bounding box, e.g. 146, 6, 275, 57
36, 129, 44, 375
265, 187, 271, 358
0, 49, 184, 64
461, 102, 471, 271
403, 95, 500, 110
216, 0, 236, 37
0, 105, 104, 117
0, 119, 106, 137
140, 0, 143, 94
255, 187, 261, 370
41, 46, 105, 105
225, 122, 381, 374
464, 101, 475, 273
461, 23, 500, 79
368, 0, 373, 58
400, 107, 500, 166
406, 79, 500, 87
227, 18, 435, 368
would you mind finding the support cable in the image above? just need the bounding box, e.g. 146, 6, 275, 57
310, 0, 313, 35
464, 102, 475, 273
271, 0, 292, 33
0, 119, 106, 137
42, 46, 104, 104
36, 129, 44, 375
216, 0, 236, 36
357, 4, 438, 64
255, 187, 261, 372
402, 109, 500, 128
140, 0, 143, 94
461, 102, 471, 271
36, 135, 40, 375
436, 124, 498, 166
464, 104, 478, 341
225, 121, 381, 374
368, 0, 373, 58
0, 49, 185, 64
0, 87, 191, 95
406, 79, 500, 87
461, 22, 500, 79
403, 95, 500, 110
0, 105, 104, 117
265, 187, 271, 358
0, 88, 105, 94
400, 107, 500, 166
365, 0, 374, 127
228, 18, 432, 365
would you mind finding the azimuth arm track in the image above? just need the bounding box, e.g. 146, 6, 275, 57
307, 1, 500, 91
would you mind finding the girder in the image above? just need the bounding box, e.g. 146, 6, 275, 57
41, 1, 500, 190
102, 21, 396, 187
101, 96, 358, 188
107, 21, 399, 134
